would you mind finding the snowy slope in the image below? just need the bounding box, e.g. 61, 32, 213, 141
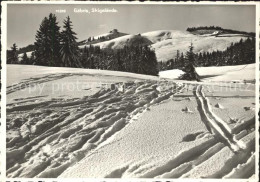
7, 64, 255, 105
160, 64, 255, 82
7, 65, 158, 104
147, 30, 247, 62
6, 64, 256, 179
87, 30, 248, 62
7, 64, 158, 87
59, 83, 255, 178
92, 34, 152, 49
142, 30, 196, 43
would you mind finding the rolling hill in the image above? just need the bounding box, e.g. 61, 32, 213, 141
86, 30, 250, 62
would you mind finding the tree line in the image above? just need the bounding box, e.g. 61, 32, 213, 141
187, 26, 255, 37
7, 13, 159, 76
80, 45, 158, 75
187, 26, 224, 32
159, 37, 255, 71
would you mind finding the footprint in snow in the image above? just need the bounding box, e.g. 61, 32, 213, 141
181, 131, 204, 142
215, 103, 225, 109
244, 106, 255, 111
181, 107, 193, 113
228, 117, 238, 124
186, 97, 191, 101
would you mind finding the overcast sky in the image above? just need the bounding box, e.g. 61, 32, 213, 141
7, 4, 255, 48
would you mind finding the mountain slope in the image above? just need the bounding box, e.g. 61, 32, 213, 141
85, 30, 250, 62
144, 30, 249, 62
141, 30, 196, 43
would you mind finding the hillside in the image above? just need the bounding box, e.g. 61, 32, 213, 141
14, 28, 254, 63
143, 30, 250, 62
86, 29, 252, 62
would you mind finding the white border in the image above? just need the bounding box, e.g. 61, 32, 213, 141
255, 3, 259, 182
1, 1, 7, 181
1, 1, 259, 182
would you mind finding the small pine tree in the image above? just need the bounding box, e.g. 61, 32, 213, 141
21, 53, 29, 64
30, 52, 36, 65
9, 43, 19, 64
179, 52, 185, 69
81, 46, 89, 68
60, 16, 82, 67
179, 43, 200, 81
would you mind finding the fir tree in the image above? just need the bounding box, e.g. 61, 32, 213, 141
179, 43, 200, 81
34, 14, 61, 66
179, 52, 185, 69
30, 52, 36, 65
80, 46, 89, 68
60, 16, 82, 67
34, 17, 51, 66
21, 53, 29, 64
8, 43, 19, 64
48, 13, 62, 66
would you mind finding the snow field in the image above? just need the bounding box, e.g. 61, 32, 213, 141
6, 64, 256, 178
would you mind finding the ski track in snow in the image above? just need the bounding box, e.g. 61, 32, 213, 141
6, 78, 184, 178
6, 75, 255, 178
134, 85, 255, 179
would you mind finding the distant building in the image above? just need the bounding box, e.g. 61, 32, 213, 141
110, 29, 118, 34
